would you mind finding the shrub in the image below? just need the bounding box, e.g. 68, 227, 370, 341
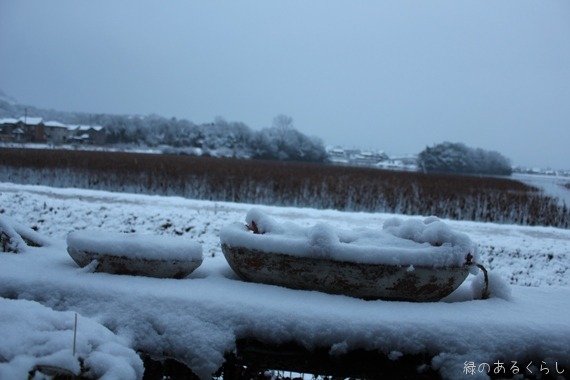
0, 148, 567, 228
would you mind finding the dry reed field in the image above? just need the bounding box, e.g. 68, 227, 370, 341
1, 148, 568, 228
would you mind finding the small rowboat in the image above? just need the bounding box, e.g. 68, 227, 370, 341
220, 209, 483, 301
67, 231, 203, 279
221, 244, 471, 301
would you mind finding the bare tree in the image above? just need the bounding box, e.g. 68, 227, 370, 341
272, 114, 294, 147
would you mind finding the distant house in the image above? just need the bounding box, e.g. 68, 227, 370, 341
0, 118, 19, 142
18, 117, 45, 143
325, 145, 421, 172
326, 146, 390, 167
66, 125, 106, 145
44, 121, 69, 144
0, 117, 46, 143
326, 146, 350, 165
375, 156, 418, 172
352, 150, 389, 167
1, 117, 106, 145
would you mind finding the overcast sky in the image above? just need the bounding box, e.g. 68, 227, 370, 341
1, 1, 569, 168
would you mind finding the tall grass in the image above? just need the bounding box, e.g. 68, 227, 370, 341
1, 148, 568, 228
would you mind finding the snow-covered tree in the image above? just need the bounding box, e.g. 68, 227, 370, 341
418, 142, 512, 176
0, 99, 327, 162
250, 115, 326, 162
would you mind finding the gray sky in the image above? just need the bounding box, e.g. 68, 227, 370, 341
1, 1, 569, 169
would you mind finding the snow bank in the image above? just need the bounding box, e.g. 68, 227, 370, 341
0, 184, 568, 380
0, 298, 143, 380
220, 208, 479, 267
66, 230, 202, 261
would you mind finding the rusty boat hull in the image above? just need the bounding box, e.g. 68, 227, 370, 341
221, 244, 469, 301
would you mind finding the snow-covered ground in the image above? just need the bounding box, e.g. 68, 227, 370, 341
514, 173, 570, 207
1, 182, 569, 379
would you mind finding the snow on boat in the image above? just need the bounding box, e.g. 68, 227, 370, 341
67, 231, 203, 279
220, 209, 481, 301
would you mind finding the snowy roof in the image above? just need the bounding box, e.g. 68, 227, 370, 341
326, 146, 346, 153
68, 125, 104, 132
44, 120, 66, 128
18, 116, 43, 125
0, 118, 19, 125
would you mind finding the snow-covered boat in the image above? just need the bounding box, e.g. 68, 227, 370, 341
220, 209, 481, 301
67, 231, 203, 279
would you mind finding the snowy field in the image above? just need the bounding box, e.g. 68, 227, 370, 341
514, 173, 570, 207
1, 182, 569, 379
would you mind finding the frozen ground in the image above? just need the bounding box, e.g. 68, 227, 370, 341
1, 182, 569, 379
514, 173, 570, 207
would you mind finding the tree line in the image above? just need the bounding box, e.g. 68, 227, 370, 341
0, 99, 326, 163
2, 97, 516, 173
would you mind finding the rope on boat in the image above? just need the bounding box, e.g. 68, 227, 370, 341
465, 253, 490, 299
475, 263, 490, 300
